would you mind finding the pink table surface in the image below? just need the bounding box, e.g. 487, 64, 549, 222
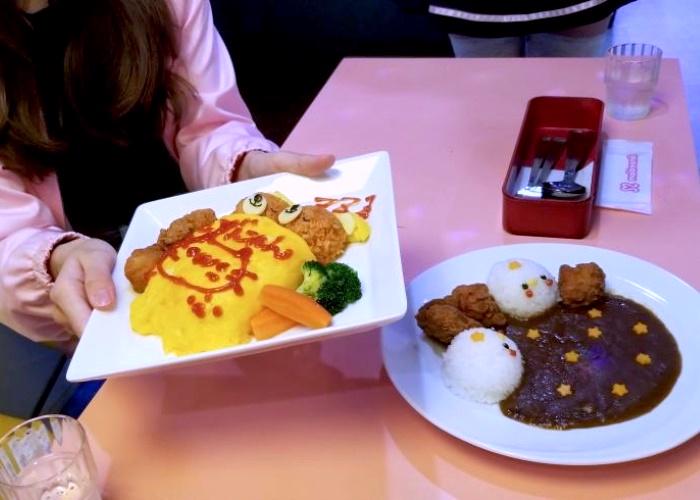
82, 58, 700, 499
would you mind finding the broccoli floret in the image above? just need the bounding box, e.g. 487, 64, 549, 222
297, 261, 327, 297
316, 263, 362, 315
297, 261, 362, 315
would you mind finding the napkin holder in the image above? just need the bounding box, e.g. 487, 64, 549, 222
502, 96, 604, 239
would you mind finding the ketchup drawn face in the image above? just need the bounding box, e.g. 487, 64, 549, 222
155, 218, 293, 318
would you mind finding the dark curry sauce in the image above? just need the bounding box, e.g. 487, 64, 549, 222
499, 295, 681, 429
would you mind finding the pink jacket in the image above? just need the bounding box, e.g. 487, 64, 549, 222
0, 0, 277, 348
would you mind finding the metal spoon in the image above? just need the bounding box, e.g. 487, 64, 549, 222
542, 156, 587, 198
542, 130, 596, 200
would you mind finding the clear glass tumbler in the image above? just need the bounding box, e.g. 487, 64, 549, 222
604, 43, 662, 120
0, 415, 101, 500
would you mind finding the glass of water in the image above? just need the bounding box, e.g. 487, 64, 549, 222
604, 43, 663, 120
0, 415, 101, 500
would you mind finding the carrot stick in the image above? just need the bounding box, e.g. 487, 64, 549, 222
250, 307, 299, 340
260, 285, 332, 328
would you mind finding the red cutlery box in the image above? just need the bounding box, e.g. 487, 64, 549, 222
502, 96, 605, 239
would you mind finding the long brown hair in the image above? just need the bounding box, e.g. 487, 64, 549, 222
0, 0, 189, 179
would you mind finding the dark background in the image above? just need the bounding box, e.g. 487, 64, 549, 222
210, 0, 452, 145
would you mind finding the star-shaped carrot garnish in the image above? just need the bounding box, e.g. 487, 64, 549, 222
587, 308, 602, 319
611, 383, 629, 397
526, 328, 541, 340
636, 353, 652, 365
470, 331, 485, 342
633, 322, 648, 335
587, 326, 602, 339
557, 384, 572, 397
564, 350, 580, 363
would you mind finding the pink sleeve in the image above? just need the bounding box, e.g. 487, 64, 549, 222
0, 167, 81, 348
165, 0, 278, 191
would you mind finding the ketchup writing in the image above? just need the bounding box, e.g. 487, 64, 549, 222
314, 195, 376, 219
159, 218, 293, 319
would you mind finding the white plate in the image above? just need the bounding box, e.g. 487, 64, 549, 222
67, 151, 406, 381
381, 243, 700, 465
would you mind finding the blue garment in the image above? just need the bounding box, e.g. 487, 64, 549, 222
449, 30, 613, 57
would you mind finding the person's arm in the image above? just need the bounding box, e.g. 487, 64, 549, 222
0, 168, 81, 350
0, 168, 116, 350
164, 0, 334, 188
164, 0, 278, 190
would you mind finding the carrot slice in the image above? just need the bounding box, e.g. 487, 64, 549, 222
260, 285, 332, 328
250, 307, 299, 340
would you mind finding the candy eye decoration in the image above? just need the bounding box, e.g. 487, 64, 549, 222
278, 204, 302, 224
502, 342, 517, 357
540, 274, 554, 287
521, 283, 534, 298
243, 193, 267, 214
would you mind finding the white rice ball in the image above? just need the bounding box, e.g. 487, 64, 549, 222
443, 328, 523, 404
487, 258, 557, 319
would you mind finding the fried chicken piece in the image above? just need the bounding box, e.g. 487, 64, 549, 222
286, 206, 347, 264
125, 208, 216, 292
440, 293, 459, 307
558, 262, 606, 307
235, 193, 290, 221
157, 208, 216, 246
236, 194, 346, 262
450, 283, 507, 327
124, 244, 165, 293
416, 298, 482, 344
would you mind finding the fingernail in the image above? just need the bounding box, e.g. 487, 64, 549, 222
93, 289, 112, 308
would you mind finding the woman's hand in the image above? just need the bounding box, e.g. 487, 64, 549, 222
48, 238, 117, 336
236, 150, 335, 181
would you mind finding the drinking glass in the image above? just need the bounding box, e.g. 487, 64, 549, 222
604, 43, 662, 120
0, 415, 100, 500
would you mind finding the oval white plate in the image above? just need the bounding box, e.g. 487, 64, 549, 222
381, 243, 700, 465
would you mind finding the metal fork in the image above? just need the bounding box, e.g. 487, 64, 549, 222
517, 136, 566, 198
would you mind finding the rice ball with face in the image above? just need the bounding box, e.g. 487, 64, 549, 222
443, 328, 523, 404
487, 258, 557, 319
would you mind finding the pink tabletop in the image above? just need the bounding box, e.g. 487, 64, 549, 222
82, 58, 700, 499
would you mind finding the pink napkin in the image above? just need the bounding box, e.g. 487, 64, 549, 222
596, 139, 653, 214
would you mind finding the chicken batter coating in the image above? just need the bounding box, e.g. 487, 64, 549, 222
450, 283, 507, 327
558, 262, 606, 307
415, 298, 482, 344
286, 206, 347, 264
124, 244, 164, 293
157, 208, 216, 246
126, 208, 217, 292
